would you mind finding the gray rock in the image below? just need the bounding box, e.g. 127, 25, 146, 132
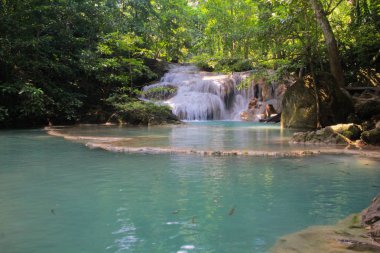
362, 193, 380, 227
281, 73, 354, 129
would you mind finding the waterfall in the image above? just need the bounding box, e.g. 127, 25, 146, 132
142, 64, 254, 121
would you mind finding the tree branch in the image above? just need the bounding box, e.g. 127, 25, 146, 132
326, 0, 334, 13
326, 0, 344, 15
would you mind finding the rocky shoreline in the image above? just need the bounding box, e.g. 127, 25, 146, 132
270, 193, 380, 253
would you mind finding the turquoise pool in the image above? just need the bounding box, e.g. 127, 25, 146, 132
1, 122, 379, 253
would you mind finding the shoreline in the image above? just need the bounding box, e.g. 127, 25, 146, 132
45, 127, 380, 158
269, 214, 379, 253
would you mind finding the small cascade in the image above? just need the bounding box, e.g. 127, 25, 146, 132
142, 64, 254, 121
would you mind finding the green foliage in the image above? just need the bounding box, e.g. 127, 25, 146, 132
214, 58, 253, 72
108, 98, 178, 125
142, 86, 177, 100
191, 54, 253, 73
191, 54, 218, 71
0, 0, 378, 127
0, 0, 170, 127
191, 0, 379, 88
82, 32, 157, 88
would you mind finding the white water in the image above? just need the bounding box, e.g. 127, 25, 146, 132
143, 65, 254, 120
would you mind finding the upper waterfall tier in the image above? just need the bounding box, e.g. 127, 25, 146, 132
143, 64, 253, 120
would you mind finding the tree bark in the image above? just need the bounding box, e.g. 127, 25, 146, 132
309, 0, 345, 87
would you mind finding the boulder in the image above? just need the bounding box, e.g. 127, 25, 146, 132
361, 193, 380, 245
362, 193, 380, 227
281, 73, 354, 129
330, 123, 363, 140
291, 127, 348, 145
361, 128, 380, 146
290, 124, 362, 145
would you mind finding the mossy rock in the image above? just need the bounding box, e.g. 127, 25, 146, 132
361, 128, 380, 145
290, 124, 363, 145
281, 73, 354, 129
330, 124, 362, 140
291, 127, 348, 145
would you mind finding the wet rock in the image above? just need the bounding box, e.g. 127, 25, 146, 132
281, 73, 354, 129
362, 193, 380, 227
240, 111, 253, 121
248, 98, 258, 110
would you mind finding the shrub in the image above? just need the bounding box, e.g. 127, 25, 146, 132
108, 99, 179, 125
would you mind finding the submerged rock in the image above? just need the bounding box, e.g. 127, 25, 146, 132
281, 73, 354, 129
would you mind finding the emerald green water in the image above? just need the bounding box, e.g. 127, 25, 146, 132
1, 122, 380, 253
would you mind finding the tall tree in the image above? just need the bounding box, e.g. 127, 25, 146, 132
309, 0, 345, 87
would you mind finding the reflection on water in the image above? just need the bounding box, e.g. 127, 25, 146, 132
0, 128, 380, 253
54, 122, 295, 151
49, 122, 380, 158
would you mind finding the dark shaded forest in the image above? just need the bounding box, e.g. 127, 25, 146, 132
0, 0, 379, 127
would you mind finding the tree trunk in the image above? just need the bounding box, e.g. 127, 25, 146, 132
309, 0, 345, 87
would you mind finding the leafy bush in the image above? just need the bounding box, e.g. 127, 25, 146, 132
191, 54, 217, 71
214, 58, 253, 72
191, 54, 254, 73
107, 97, 178, 125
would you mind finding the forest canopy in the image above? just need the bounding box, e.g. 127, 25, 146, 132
0, 0, 379, 127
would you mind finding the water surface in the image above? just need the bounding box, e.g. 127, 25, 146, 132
1, 123, 380, 253
56, 121, 295, 152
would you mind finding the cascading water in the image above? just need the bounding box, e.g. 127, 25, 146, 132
142, 64, 255, 120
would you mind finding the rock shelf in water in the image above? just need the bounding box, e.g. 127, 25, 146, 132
269, 215, 380, 253
46, 128, 380, 158
270, 193, 380, 253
